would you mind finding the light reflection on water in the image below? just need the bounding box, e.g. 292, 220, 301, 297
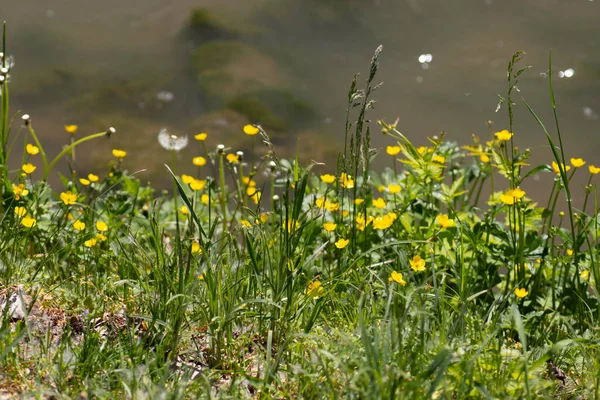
2, 0, 599, 192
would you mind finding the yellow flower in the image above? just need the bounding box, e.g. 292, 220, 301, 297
566, 249, 573, 256
323, 222, 337, 232
511, 188, 525, 199
193, 156, 207, 167
283, 219, 299, 232
335, 238, 349, 249
226, 153, 239, 164
95, 221, 108, 232
386, 146, 401, 156
201, 194, 210, 205
377, 185, 385, 192
580, 270, 590, 280
256, 213, 269, 224
410, 255, 426, 272
354, 198, 364, 205
372, 198, 386, 209
88, 174, 99, 182
495, 130, 513, 141
240, 219, 252, 228
249, 189, 261, 204
551, 161, 570, 175
64, 125, 78, 134
26, 144, 39, 155
95, 233, 107, 241
190, 179, 207, 191
179, 206, 189, 215
14, 206, 27, 217
79, 178, 90, 186
60, 191, 78, 205
480, 154, 490, 163
417, 146, 428, 155
243, 124, 260, 135
340, 173, 354, 189
22, 163, 36, 174
73, 220, 86, 231
191, 242, 202, 255
194, 132, 208, 141
432, 155, 445, 164
326, 202, 340, 212
589, 165, 600, 175
242, 176, 256, 187
388, 184, 402, 194
436, 214, 455, 229
12, 184, 29, 200
500, 193, 515, 205
112, 149, 127, 158
570, 158, 585, 168
372, 214, 394, 230
320, 174, 336, 184
356, 214, 374, 231
84, 238, 97, 248
21, 216, 37, 228
514, 287, 528, 298
306, 280, 324, 299
181, 174, 195, 185
315, 197, 326, 209
389, 271, 406, 286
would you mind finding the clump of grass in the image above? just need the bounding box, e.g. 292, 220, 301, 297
1, 23, 600, 399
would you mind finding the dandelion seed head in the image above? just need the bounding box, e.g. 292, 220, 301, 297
158, 128, 188, 151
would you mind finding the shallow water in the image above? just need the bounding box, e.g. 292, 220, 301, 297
3, 0, 600, 191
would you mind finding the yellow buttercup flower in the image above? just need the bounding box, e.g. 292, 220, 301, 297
514, 287, 528, 298
500, 188, 524, 205
64, 125, 78, 134
242, 177, 256, 187
551, 161, 570, 175
22, 163, 36, 174
372, 198, 386, 209
480, 154, 490, 163
73, 220, 86, 231
249, 189, 261, 204
226, 153, 239, 164
194, 132, 208, 141
191, 242, 202, 255
240, 220, 252, 228
389, 271, 406, 286
243, 124, 260, 135
21, 216, 37, 228
340, 173, 354, 189
193, 156, 207, 167
326, 202, 340, 212
436, 214, 455, 229
511, 188, 525, 199
181, 174, 195, 185
179, 206, 189, 215
566, 249, 573, 256
432, 155, 445, 164
320, 174, 336, 184
372, 214, 394, 230
495, 130, 513, 141
334, 238, 349, 249
14, 206, 27, 217
589, 165, 600, 175
388, 184, 402, 194
323, 222, 337, 232
112, 149, 127, 158
386, 146, 401, 156
95, 221, 108, 232
201, 194, 209, 205
12, 184, 29, 200
84, 238, 97, 248
283, 219, 299, 233
88, 174, 99, 182
354, 198, 364, 205
580, 270, 590, 280
79, 178, 90, 186
410, 255, 426, 272
60, 191, 78, 205
74, 219, 87, 231
96, 233, 107, 241
26, 144, 39, 155
570, 158, 585, 168
190, 179, 207, 191
306, 280, 324, 299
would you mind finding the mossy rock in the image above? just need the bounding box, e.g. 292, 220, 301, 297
227, 89, 317, 131
191, 40, 290, 102
183, 8, 236, 43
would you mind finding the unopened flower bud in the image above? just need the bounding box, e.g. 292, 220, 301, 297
269, 161, 276, 171
0, 67, 8, 74
106, 127, 116, 137
217, 144, 225, 154
272, 195, 280, 201
236, 151, 244, 161
22, 114, 30, 125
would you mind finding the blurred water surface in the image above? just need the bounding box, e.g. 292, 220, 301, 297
3, 0, 599, 188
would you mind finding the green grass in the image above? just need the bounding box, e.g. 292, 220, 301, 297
2, 27, 600, 399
